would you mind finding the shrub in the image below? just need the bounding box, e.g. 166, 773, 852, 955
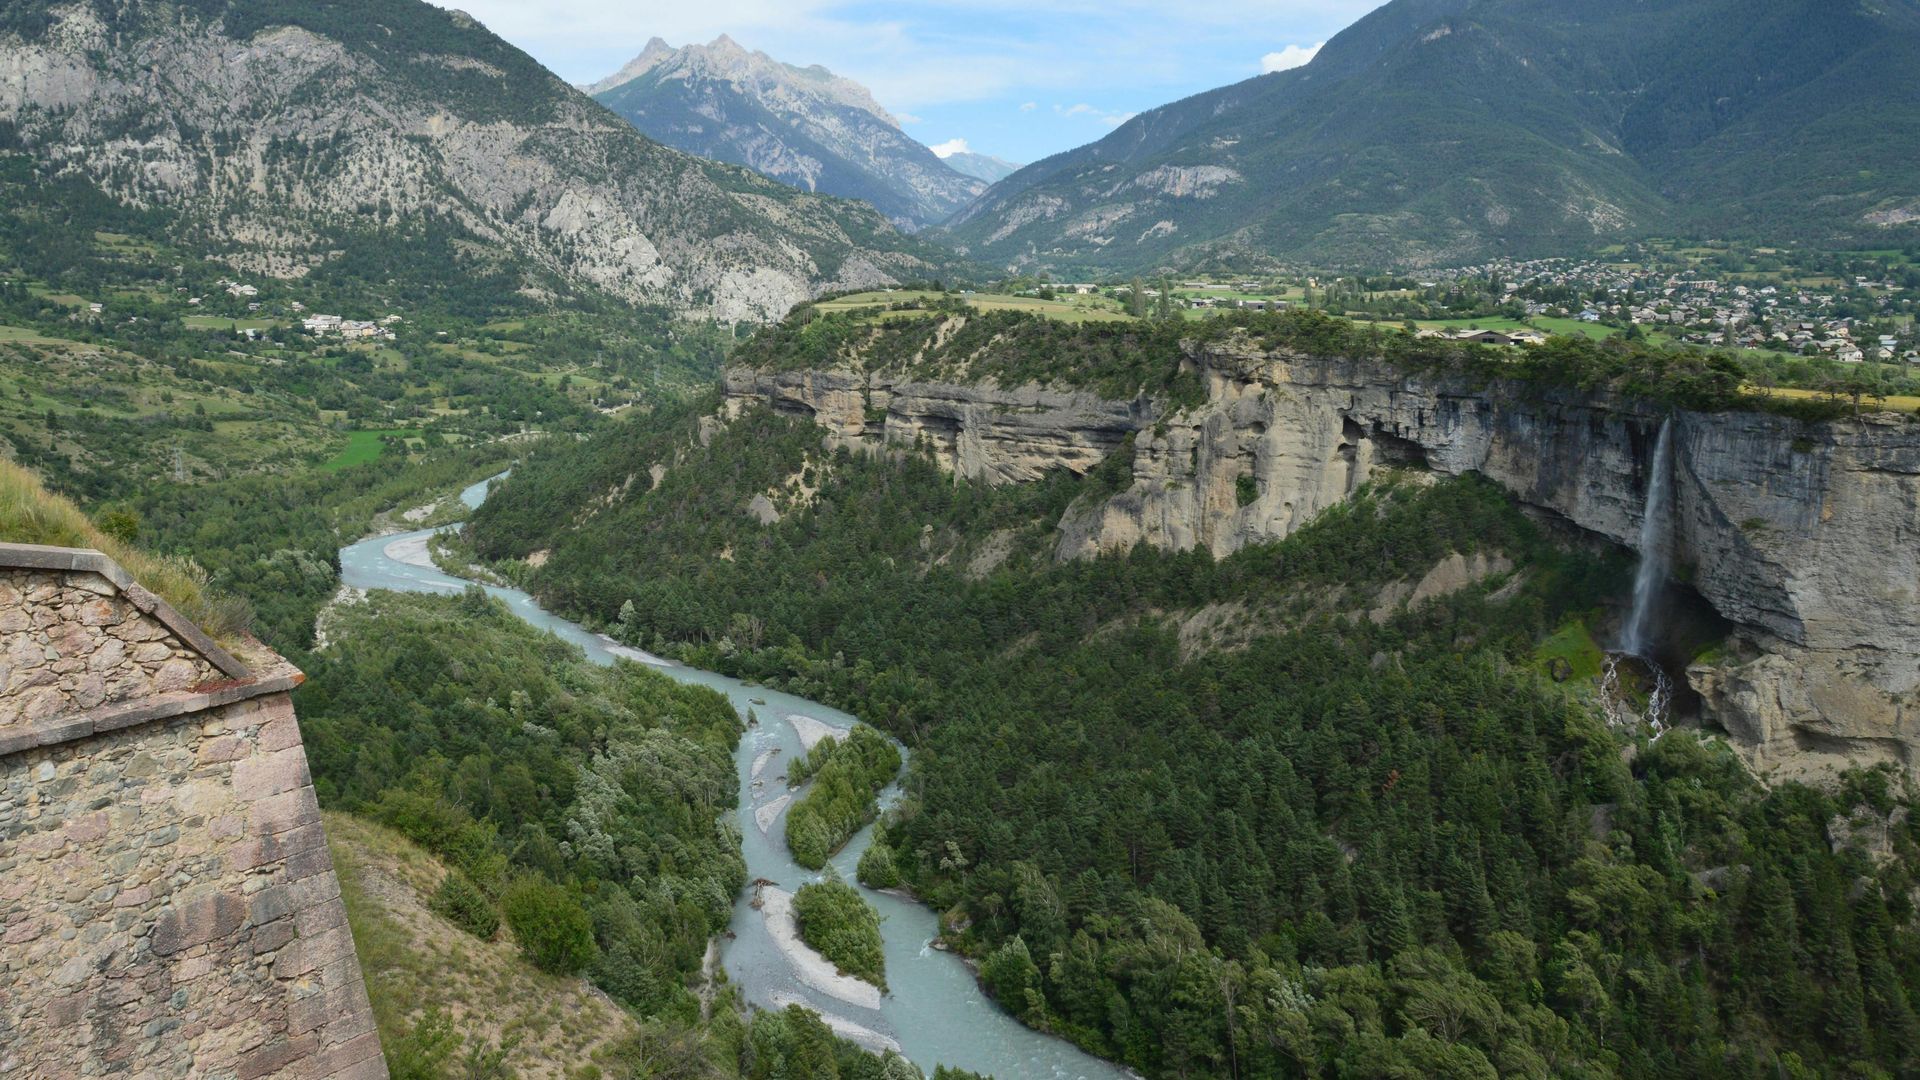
501, 876, 597, 975
856, 842, 900, 890
429, 872, 499, 939
368, 788, 508, 891
979, 935, 1040, 1016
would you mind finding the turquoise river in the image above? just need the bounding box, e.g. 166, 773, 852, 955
337, 476, 1135, 1080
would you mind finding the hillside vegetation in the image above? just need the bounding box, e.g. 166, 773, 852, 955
467, 397, 1920, 1078
739, 304, 1864, 419
949, 0, 1920, 271
327, 812, 642, 1078
304, 586, 984, 1079
0, 457, 245, 640
0, 0, 953, 321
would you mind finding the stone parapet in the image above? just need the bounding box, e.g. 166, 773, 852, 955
0, 544, 386, 1079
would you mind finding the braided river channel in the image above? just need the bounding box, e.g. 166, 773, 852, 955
338, 476, 1133, 1079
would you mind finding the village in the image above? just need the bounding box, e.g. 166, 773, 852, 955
1436, 254, 1920, 363
1017, 249, 1920, 362
184, 279, 404, 342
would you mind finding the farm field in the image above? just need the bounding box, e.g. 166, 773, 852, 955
182, 315, 282, 332
1747, 384, 1920, 414
1171, 287, 1303, 303
1414, 316, 1618, 339
0, 324, 77, 345
322, 429, 425, 472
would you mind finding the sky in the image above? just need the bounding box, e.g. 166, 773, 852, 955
438, 1, 1382, 165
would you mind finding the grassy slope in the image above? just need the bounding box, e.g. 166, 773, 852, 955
0, 457, 243, 640
327, 812, 641, 1079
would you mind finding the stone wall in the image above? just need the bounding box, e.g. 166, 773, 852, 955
1, 567, 219, 730
0, 546, 386, 1078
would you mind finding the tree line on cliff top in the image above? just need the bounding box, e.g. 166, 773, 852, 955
738, 305, 1871, 420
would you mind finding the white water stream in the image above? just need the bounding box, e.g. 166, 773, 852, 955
1606, 418, 1675, 734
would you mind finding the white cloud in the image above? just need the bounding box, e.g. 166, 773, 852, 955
1259, 41, 1323, 73
895, 111, 925, 124
929, 137, 971, 158
1019, 101, 1038, 112
1055, 102, 1134, 126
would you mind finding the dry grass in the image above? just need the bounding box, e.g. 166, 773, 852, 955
1745, 384, 1920, 415
0, 457, 247, 640
326, 813, 640, 1079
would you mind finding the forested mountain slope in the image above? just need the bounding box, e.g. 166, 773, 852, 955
465, 385, 1920, 1078
591, 36, 984, 229
948, 0, 1920, 271
0, 0, 954, 321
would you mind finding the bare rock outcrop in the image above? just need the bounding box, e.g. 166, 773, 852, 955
726, 335, 1920, 780
723, 367, 1149, 486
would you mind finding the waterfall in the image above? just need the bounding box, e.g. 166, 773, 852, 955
1601, 417, 1676, 736
1620, 417, 1673, 658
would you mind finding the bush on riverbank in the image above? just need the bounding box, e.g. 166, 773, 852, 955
856, 839, 900, 889
794, 878, 887, 990
785, 726, 901, 870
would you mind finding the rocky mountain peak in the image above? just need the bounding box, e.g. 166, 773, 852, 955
582, 35, 675, 94
590, 36, 983, 228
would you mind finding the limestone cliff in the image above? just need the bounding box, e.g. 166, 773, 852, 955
722, 366, 1149, 485
723, 335, 1920, 781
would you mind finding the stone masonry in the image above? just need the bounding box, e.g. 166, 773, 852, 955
0, 544, 386, 1079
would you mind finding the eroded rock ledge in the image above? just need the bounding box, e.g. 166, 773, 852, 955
725, 336, 1920, 782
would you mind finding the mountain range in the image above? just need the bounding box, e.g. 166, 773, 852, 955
933, 144, 1022, 185
589, 36, 985, 229
0, 0, 953, 321
4, 0, 1917, 308
947, 0, 1920, 271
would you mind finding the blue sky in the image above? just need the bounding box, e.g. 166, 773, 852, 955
441, 1, 1383, 165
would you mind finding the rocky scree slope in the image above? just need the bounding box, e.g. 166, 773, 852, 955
726, 316, 1920, 782
0, 1, 952, 321
948, 0, 1920, 271
591, 35, 984, 230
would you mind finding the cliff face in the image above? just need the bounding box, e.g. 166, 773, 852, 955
721, 367, 1149, 485
724, 338, 1920, 780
